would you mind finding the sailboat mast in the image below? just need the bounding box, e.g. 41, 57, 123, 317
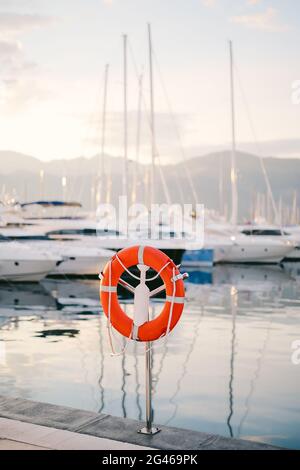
123, 34, 128, 201
96, 64, 109, 208
132, 70, 144, 204
219, 153, 224, 217
101, 63, 109, 205
291, 190, 297, 225
229, 40, 238, 226
148, 23, 155, 207
136, 71, 143, 172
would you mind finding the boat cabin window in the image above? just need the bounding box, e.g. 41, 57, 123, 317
96, 229, 120, 237
47, 228, 97, 236
0, 234, 49, 241
47, 228, 120, 237
242, 229, 289, 236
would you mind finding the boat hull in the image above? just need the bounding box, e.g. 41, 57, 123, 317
0, 259, 59, 282
219, 243, 292, 264
51, 255, 112, 275
282, 246, 300, 261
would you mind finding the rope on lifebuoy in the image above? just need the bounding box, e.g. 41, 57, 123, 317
106, 260, 132, 356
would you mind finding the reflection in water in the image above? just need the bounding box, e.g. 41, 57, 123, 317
227, 286, 237, 438
165, 304, 204, 426
237, 313, 273, 437
34, 329, 79, 338
152, 337, 168, 396
134, 342, 142, 420
98, 317, 105, 413
0, 263, 300, 449
0, 281, 57, 310
121, 348, 127, 419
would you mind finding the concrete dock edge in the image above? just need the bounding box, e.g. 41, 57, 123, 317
0, 395, 281, 450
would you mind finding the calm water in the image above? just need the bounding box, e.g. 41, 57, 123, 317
0, 264, 300, 449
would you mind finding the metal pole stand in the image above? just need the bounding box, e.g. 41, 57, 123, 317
138, 341, 160, 435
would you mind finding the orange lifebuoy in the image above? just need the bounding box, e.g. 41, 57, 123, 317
100, 245, 185, 342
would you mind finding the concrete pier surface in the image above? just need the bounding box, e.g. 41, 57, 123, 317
0, 417, 152, 450
0, 395, 281, 450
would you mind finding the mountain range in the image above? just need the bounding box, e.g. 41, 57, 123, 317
0, 150, 299, 221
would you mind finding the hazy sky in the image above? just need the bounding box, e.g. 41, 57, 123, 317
0, 0, 299, 162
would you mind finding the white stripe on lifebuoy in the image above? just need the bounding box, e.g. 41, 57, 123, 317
132, 324, 139, 340
100, 285, 117, 293
138, 245, 145, 265
166, 295, 185, 304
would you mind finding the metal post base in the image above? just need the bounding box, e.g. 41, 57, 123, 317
138, 426, 161, 435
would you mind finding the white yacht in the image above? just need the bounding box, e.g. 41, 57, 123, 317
205, 223, 294, 264
0, 241, 62, 282
0, 214, 204, 268
0, 217, 198, 273
2, 207, 294, 266
0, 211, 117, 276
239, 224, 300, 261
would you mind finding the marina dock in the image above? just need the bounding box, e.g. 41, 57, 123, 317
0, 396, 280, 450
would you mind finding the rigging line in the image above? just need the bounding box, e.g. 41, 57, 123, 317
234, 63, 280, 225
86, 78, 123, 210
127, 39, 171, 205
177, 178, 185, 206
76, 70, 119, 209
157, 161, 172, 205
70, 84, 103, 207
68, 81, 102, 205
152, 50, 199, 207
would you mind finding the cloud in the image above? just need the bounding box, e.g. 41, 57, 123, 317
0, 13, 57, 112
0, 13, 55, 76
0, 1, 47, 8
230, 7, 289, 32
0, 78, 51, 112
247, 0, 262, 5
0, 38, 25, 80
0, 13, 57, 38
0, 38, 22, 57
201, 0, 216, 7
